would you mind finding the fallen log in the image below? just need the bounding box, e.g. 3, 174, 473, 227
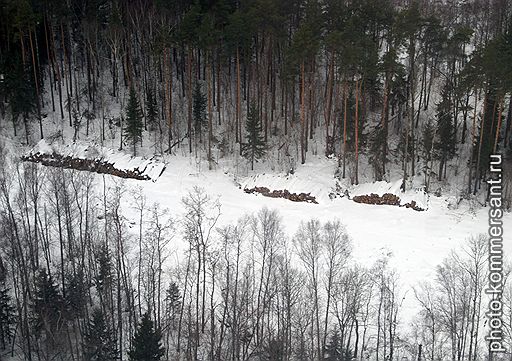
244, 187, 318, 204
353, 192, 424, 211
22, 152, 154, 181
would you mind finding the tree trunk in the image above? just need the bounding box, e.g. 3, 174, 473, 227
188, 47, 193, 153
29, 28, 43, 140
236, 47, 241, 144
355, 79, 361, 185
342, 80, 348, 178
493, 96, 503, 152
208, 53, 213, 169
300, 61, 306, 164
504, 96, 512, 149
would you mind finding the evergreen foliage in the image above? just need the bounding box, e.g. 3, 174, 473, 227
0, 284, 15, 351
192, 82, 207, 141
241, 103, 266, 170
434, 82, 457, 179
95, 245, 114, 294
128, 312, 165, 361
83, 308, 118, 361
146, 88, 159, 132
124, 87, 144, 155
165, 282, 181, 329
324, 329, 353, 361
31, 269, 64, 336
324, 329, 342, 361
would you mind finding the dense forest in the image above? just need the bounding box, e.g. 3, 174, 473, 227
0, 0, 511, 360
0, 0, 511, 190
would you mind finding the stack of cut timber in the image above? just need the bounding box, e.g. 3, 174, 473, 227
244, 187, 318, 204
353, 192, 424, 211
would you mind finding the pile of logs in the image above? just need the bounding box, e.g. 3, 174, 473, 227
353, 192, 424, 211
22, 152, 152, 181
244, 186, 318, 204
353, 193, 400, 206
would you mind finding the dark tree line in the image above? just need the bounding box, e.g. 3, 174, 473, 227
0, 0, 511, 194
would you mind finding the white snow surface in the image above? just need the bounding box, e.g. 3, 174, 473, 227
17, 139, 512, 323
110, 153, 512, 322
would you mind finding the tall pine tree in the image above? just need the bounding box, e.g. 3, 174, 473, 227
124, 87, 144, 156
242, 103, 266, 170
324, 328, 342, 361
31, 268, 65, 345
146, 88, 159, 132
434, 82, 456, 180
0, 284, 15, 351
128, 312, 165, 361
192, 82, 207, 143
165, 282, 181, 330
83, 308, 118, 361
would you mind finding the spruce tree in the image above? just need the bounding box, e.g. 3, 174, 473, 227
0, 284, 15, 351
242, 103, 266, 170
421, 119, 436, 190
94, 245, 114, 295
124, 87, 144, 156
6, 62, 37, 143
192, 82, 207, 142
32, 269, 64, 337
165, 282, 181, 329
83, 308, 118, 361
128, 312, 165, 361
434, 83, 456, 180
146, 88, 159, 132
64, 269, 87, 318
324, 329, 342, 361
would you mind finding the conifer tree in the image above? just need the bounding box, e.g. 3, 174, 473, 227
434, 83, 456, 180
128, 312, 165, 361
0, 284, 15, 351
324, 329, 342, 361
5, 62, 37, 143
146, 88, 159, 132
165, 282, 181, 329
64, 269, 87, 318
242, 103, 266, 170
94, 245, 114, 295
421, 119, 436, 190
32, 269, 64, 337
192, 82, 207, 143
83, 308, 118, 361
124, 87, 144, 155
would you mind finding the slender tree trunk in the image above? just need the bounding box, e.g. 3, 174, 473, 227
300, 61, 306, 164
504, 96, 512, 149
468, 89, 479, 194
236, 47, 241, 144
29, 28, 43, 140
474, 92, 488, 194
342, 80, 348, 178
188, 47, 193, 153
208, 52, 213, 169
355, 79, 361, 185
325, 51, 334, 155
166, 47, 173, 151
494, 96, 503, 152
381, 76, 390, 180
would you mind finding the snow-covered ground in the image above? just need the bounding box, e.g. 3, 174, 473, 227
105, 151, 512, 322
4, 127, 510, 324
